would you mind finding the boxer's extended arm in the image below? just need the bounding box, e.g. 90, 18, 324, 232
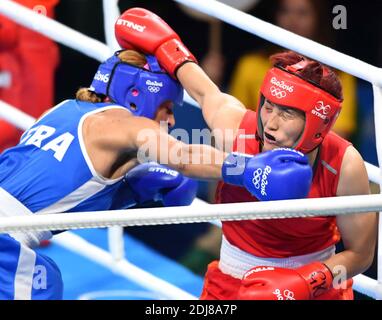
90, 111, 312, 198
324, 146, 377, 279
93, 111, 226, 180
114, 8, 246, 150
129, 116, 226, 180
127, 116, 313, 200
176, 63, 247, 150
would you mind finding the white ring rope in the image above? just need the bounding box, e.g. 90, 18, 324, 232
353, 274, 379, 300
0, 100, 35, 130
364, 162, 382, 185
0, 194, 380, 234
102, 0, 121, 52
52, 232, 197, 300
372, 84, 382, 299
0, 0, 112, 62
174, 0, 382, 86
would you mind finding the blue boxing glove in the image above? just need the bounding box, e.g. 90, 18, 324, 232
118, 162, 198, 207
222, 148, 312, 201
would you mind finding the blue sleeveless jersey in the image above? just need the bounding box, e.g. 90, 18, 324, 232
0, 99, 135, 214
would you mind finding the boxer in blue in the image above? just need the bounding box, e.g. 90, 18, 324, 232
0, 49, 312, 299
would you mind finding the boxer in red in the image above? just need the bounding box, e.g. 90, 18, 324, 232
114, 8, 377, 300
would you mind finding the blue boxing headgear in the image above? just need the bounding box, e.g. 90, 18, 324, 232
89, 51, 184, 119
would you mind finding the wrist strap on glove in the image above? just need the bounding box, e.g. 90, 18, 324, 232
297, 262, 333, 298
156, 39, 198, 79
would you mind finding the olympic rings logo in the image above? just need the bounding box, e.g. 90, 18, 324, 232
314, 101, 331, 115
270, 86, 287, 99
252, 166, 272, 196
148, 86, 161, 93
273, 289, 296, 300
252, 168, 263, 189
283, 290, 295, 300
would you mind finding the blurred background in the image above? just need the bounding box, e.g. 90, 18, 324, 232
1, 0, 381, 299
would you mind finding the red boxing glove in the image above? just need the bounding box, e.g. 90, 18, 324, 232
238, 262, 333, 300
114, 8, 197, 78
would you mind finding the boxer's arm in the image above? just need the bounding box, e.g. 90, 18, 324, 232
177, 62, 247, 151
325, 146, 377, 279
94, 111, 226, 180
128, 117, 226, 180
91, 111, 313, 196
114, 8, 246, 151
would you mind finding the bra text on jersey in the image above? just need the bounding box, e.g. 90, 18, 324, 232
20, 125, 75, 162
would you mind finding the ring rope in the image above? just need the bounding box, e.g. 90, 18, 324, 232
0, 0, 112, 62
174, 0, 382, 86
0, 194, 380, 234
0, 100, 35, 130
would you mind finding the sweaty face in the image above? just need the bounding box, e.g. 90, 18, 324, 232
276, 0, 316, 39
154, 101, 175, 129
260, 99, 305, 152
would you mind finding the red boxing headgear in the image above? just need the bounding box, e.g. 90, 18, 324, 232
258, 61, 342, 154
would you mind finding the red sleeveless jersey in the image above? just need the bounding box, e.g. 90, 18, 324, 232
218, 110, 352, 258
